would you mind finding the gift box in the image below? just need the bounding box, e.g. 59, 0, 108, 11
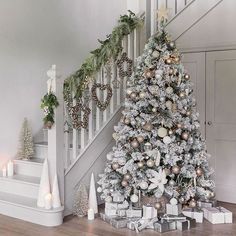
154, 220, 176, 233
126, 207, 142, 218
117, 209, 126, 217
176, 217, 196, 231
182, 208, 204, 223
137, 217, 159, 231
105, 208, 117, 216
110, 217, 129, 228
161, 214, 187, 222
105, 202, 118, 216
166, 204, 182, 216
117, 200, 129, 209
127, 219, 140, 230
202, 207, 233, 224
143, 205, 157, 219
197, 199, 217, 208
100, 213, 117, 223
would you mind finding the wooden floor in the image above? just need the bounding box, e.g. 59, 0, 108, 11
0, 202, 235, 236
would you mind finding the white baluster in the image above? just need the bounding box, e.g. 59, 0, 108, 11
80, 97, 86, 150
177, 0, 186, 13
95, 70, 102, 131
110, 59, 116, 113
151, 0, 158, 35
116, 62, 121, 108
103, 66, 109, 122
134, 28, 140, 59
72, 93, 78, 161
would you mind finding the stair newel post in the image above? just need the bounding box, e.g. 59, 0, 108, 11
47, 65, 65, 204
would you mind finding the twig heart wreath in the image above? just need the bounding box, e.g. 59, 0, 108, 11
91, 83, 113, 111
117, 52, 133, 79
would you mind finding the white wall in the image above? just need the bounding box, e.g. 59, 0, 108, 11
0, 0, 126, 163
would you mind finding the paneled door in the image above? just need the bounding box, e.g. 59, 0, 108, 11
206, 50, 236, 203
182, 52, 206, 138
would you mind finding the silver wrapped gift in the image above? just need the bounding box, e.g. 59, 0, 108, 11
154, 221, 176, 233
197, 199, 217, 208
126, 207, 142, 218
166, 204, 182, 216
100, 213, 117, 223
176, 217, 196, 231
110, 217, 129, 228
127, 218, 141, 230
117, 209, 126, 217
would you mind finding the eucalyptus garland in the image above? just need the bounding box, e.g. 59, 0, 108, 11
63, 11, 144, 101
40, 92, 59, 129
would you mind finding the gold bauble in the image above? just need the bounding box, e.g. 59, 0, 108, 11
157, 127, 168, 138
168, 129, 173, 135
126, 88, 133, 95
124, 173, 132, 181
181, 132, 189, 140
210, 191, 215, 199
137, 161, 144, 168
196, 167, 203, 177
144, 69, 155, 78
164, 168, 171, 176
184, 74, 190, 80
165, 58, 172, 65
154, 202, 162, 210
186, 110, 191, 116
143, 122, 153, 131
131, 139, 139, 148
172, 165, 181, 174
174, 57, 180, 63
124, 117, 131, 125
139, 92, 146, 99
147, 159, 155, 167
130, 92, 137, 99
169, 68, 174, 75
169, 179, 176, 186
189, 199, 197, 208
152, 107, 157, 113
112, 163, 119, 170
177, 123, 182, 129
121, 180, 128, 187
137, 135, 144, 143
179, 92, 186, 98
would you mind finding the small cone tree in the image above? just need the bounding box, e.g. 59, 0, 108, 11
73, 184, 89, 217
18, 118, 34, 160
98, 27, 215, 208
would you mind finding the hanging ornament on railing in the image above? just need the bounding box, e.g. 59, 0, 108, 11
117, 52, 133, 79
68, 100, 91, 129
91, 83, 113, 111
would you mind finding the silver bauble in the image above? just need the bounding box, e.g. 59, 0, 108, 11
137, 161, 144, 168
130, 92, 137, 99
143, 122, 153, 131
139, 92, 146, 99
152, 50, 160, 58
196, 167, 203, 176
179, 92, 186, 98
144, 142, 152, 151
160, 97, 165, 102
124, 173, 132, 181
154, 202, 162, 210
130, 194, 139, 203
121, 180, 128, 187
181, 132, 189, 140
137, 135, 144, 143
140, 181, 148, 190
157, 127, 168, 138
168, 129, 173, 135
168, 41, 175, 49
126, 88, 133, 95
166, 100, 173, 110
169, 179, 176, 186
172, 165, 181, 174
131, 120, 136, 126
152, 107, 157, 113
186, 110, 191, 116
163, 136, 171, 144
166, 86, 174, 94
146, 159, 155, 167
131, 139, 139, 148
184, 74, 190, 80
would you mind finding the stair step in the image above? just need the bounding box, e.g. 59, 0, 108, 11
0, 191, 63, 226
34, 142, 48, 160
14, 158, 43, 178
0, 174, 40, 199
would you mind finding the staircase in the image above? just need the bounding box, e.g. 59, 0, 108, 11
0, 0, 225, 226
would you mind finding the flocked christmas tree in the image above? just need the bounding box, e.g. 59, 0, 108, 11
97, 26, 215, 209
18, 118, 34, 160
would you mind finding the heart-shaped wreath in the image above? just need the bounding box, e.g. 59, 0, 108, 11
68, 101, 91, 129
91, 83, 113, 111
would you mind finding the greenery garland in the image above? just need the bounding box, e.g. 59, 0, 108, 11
40, 92, 59, 129
63, 11, 144, 101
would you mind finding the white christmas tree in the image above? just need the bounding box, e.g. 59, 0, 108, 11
97, 26, 215, 208
73, 184, 89, 217
17, 118, 34, 160
52, 174, 61, 208
37, 158, 50, 207
89, 173, 98, 214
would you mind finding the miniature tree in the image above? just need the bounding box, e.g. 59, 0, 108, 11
18, 118, 34, 160
97, 27, 215, 209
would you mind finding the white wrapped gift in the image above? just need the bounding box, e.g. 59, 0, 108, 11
202, 207, 232, 224
182, 208, 204, 223
166, 204, 182, 216
126, 207, 142, 218
105, 202, 118, 216
197, 199, 217, 208
143, 205, 157, 219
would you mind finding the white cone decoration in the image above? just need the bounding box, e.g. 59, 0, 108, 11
37, 158, 50, 207
89, 173, 98, 214
52, 174, 61, 208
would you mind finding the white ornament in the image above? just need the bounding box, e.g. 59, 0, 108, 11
130, 194, 139, 203
37, 158, 50, 208
156, 70, 163, 79
163, 136, 171, 144
146, 149, 161, 166
105, 196, 112, 203
166, 86, 173, 94
157, 127, 167, 138
106, 152, 113, 161
140, 181, 148, 190
112, 133, 119, 141
117, 157, 126, 166
170, 198, 178, 205
52, 174, 61, 208
152, 51, 160, 58
97, 187, 102, 193
89, 173, 98, 214
148, 169, 168, 192
148, 85, 159, 95
165, 100, 172, 110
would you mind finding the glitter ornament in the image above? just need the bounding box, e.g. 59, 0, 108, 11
146, 159, 155, 167
130, 92, 137, 99
137, 161, 144, 168
172, 165, 180, 174
157, 127, 168, 138
140, 181, 148, 190
152, 107, 157, 113
131, 139, 139, 148
121, 180, 128, 187
163, 136, 171, 144
170, 198, 178, 205
130, 194, 139, 203
144, 142, 152, 151
152, 50, 160, 58
166, 100, 172, 110
139, 92, 146, 99
124, 173, 132, 181
166, 86, 173, 94
143, 122, 153, 131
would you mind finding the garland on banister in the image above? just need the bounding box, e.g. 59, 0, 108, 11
63, 11, 144, 101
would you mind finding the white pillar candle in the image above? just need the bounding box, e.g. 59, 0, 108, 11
2, 166, 6, 177
87, 208, 95, 220
7, 161, 14, 177
44, 193, 52, 210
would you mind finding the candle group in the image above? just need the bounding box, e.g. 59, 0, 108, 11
2, 161, 14, 177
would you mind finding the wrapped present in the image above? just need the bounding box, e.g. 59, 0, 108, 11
126, 207, 142, 218
137, 217, 159, 232
143, 205, 157, 219
176, 217, 196, 231
197, 199, 217, 208
110, 217, 129, 229
100, 213, 117, 223
161, 214, 187, 222
127, 218, 141, 230
154, 220, 176, 233
166, 204, 182, 216
117, 200, 129, 209
182, 208, 204, 223
105, 202, 118, 216
117, 209, 126, 217
112, 191, 125, 203
202, 207, 233, 224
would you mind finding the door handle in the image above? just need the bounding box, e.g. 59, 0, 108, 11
207, 121, 212, 125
